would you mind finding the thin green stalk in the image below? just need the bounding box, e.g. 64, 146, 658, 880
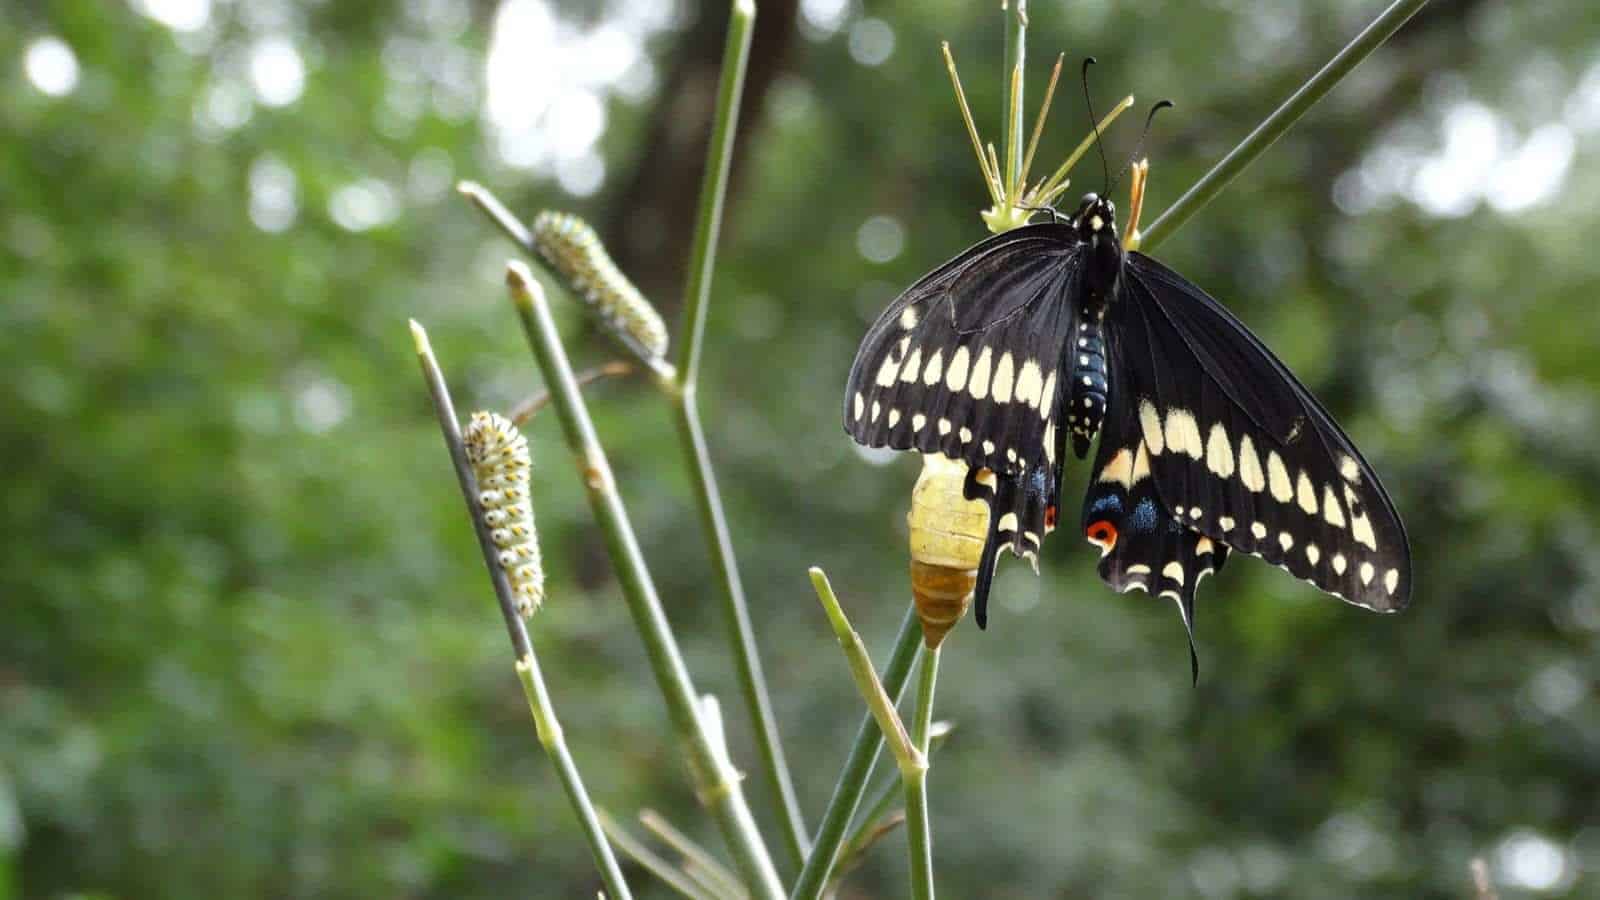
1139, 0, 1430, 251
640, 809, 746, 900
903, 647, 940, 900
1001, 0, 1027, 196
670, 397, 807, 868
808, 566, 933, 896
410, 321, 632, 900
669, 0, 810, 871
461, 172, 805, 870
600, 810, 723, 900
841, 777, 903, 867
677, 0, 755, 389
515, 654, 636, 900
809, 569, 925, 778
836, 817, 907, 891
504, 268, 785, 900
839, 717, 954, 879
461, 5, 806, 866
791, 607, 923, 900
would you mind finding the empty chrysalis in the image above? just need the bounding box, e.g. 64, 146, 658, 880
530, 211, 670, 362
463, 411, 544, 617
907, 454, 993, 648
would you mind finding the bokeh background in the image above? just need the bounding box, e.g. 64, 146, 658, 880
4, 0, 1598, 897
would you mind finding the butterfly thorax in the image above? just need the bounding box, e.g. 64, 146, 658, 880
1072, 192, 1124, 304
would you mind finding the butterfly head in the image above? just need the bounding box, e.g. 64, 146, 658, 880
1074, 193, 1124, 297
1073, 193, 1118, 240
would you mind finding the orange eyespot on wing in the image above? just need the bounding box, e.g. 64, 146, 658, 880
1044, 505, 1059, 533
1086, 519, 1118, 552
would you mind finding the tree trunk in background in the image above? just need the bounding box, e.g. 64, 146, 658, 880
603, 0, 799, 308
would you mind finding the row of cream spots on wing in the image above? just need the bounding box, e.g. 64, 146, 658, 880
1094, 405, 1402, 602
1135, 399, 1380, 554
873, 338, 1057, 412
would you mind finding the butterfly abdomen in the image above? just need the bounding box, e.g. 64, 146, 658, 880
1067, 306, 1108, 459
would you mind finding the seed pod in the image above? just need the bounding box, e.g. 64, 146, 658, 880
530, 211, 670, 362
463, 411, 543, 617
907, 454, 992, 648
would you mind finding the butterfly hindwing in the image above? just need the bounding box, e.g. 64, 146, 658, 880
1083, 382, 1229, 681
1106, 253, 1411, 612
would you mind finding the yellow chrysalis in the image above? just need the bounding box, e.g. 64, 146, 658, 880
907, 454, 992, 648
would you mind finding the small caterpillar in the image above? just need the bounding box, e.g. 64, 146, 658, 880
530, 211, 670, 362
463, 411, 543, 617
907, 454, 992, 648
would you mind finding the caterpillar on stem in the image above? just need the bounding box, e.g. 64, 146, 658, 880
531, 211, 670, 363
463, 411, 544, 617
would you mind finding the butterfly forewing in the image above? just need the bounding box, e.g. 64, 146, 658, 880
1104, 254, 1411, 611
844, 225, 1080, 481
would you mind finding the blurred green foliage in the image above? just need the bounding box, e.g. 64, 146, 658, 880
3, 0, 1598, 898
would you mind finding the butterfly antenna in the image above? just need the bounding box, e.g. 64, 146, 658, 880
1081, 57, 1111, 194
1108, 100, 1174, 196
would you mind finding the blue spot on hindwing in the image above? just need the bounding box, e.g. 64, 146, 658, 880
1130, 498, 1159, 533
1089, 494, 1122, 515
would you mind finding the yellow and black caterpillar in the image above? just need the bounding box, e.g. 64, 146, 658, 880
530, 211, 670, 362
463, 411, 544, 617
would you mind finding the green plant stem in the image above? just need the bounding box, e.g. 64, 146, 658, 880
1139, 0, 1430, 252
504, 269, 785, 900
668, 0, 809, 871
809, 567, 931, 897
670, 396, 807, 866
841, 777, 903, 867
640, 809, 746, 900
1002, 0, 1027, 194
903, 647, 940, 900
460, 5, 806, 868
515, 654, 636, 900
677, 0, 754, 390
791, 607, 923, 900
809, 570, 925, 778
410, 320, 632, 900
600, 810, 722, 900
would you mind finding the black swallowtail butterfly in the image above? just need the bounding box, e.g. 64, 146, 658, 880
844, 192, 1411, 677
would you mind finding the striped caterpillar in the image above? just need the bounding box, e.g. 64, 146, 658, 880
530, 211, 670, 362
463, 411, 543, 617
